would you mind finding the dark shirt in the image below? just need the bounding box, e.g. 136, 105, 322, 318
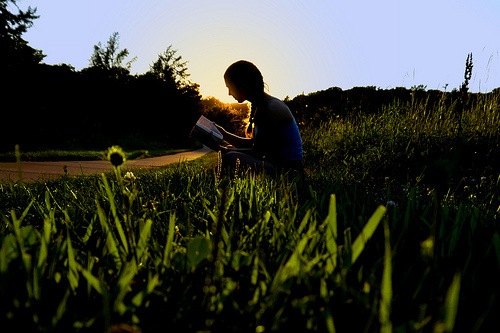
252, 97, 303, 165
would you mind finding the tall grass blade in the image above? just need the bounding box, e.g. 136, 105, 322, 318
52, 289, 70, 328
444, 273, 461, 332
96, 200, 121, 267
162, 212, 176, 268
380, 216, 393, 333
66, 229, 79, 292
114, 220, 152, 314
80, 268, 104, 295
325, 194, 338, 274
352, 205, 387, 264
297, 208, 311, 236
323, 307, 336, 333
270, 229, 313, 293
37, 219, 51, 269
101, 174, 129, 254
131, 272, 160, 307
115, 261, 138, 315
250, 254, 259, 286
187, 236, 212, 272
136, 219, 152, 262
0, 204, 32, 272
10, 208, 33, 272
343, 228, 352, 268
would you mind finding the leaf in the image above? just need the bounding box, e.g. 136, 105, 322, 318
444, 273, 461, 332
96, 201, 121, 268
115, 261, 140, 315
132, 273, 160, 308
380, 216, 393, 333
136, 219, 152, 261
80, 268, 104, 295
162, 212, 176, 268
352, 205, 387, 264
38, 219, 52, 270
66, 229, 79, 292
187, 236, 212, 271
101, 174, 128, 254
270, 230, 314, 292
52, 289, 71, 328
324, 194, 338, 274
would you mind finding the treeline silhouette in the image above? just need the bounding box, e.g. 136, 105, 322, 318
3, 61, 202, 152
4, 60, 500, 153
2, 3, 203, 153
285, 85, 500, 126
2, 2, 499, 153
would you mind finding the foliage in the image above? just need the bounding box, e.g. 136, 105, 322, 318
148, 45, 196, 92
87, 31, 137, 76
1, 90, 499, 331
1, 10, 204, 153
1, 38, 203, 153
0, 0, 44, 72
301, 89, 500, 198
199, 97, 250, 136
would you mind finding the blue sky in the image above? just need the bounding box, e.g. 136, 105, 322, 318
21, 0, 500, 103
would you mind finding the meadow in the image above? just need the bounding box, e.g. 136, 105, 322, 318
0, 90, 499, 333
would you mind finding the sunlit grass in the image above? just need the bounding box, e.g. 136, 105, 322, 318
302, 90, 500, 200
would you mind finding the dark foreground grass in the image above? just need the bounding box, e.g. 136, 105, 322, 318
1, 154, 498, 332
0, 94, 499, 332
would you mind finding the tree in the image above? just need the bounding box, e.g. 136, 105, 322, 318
143, 46, 201, 143
148, 45, 198, 92
200, 97, 249, 136
88, 31, 136, 76
1, 0, 46, 151
0, 0, 44, 72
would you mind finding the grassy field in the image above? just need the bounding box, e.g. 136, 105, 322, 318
0, 92, 499, 332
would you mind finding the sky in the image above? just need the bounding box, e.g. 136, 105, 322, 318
20, 0, 500, 103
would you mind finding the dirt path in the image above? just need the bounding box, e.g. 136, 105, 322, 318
0, 146, 212, 184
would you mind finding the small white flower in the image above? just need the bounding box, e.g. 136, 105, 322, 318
123, 171, 136, 184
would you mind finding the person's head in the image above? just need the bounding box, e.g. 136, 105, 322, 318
224, 60, 265, 103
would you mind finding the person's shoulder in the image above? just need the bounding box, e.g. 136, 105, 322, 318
267, 96, 286, 106
265, 96, 292, 120
266, 96, 291, 112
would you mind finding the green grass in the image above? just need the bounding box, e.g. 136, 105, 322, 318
0, 94, 499, 332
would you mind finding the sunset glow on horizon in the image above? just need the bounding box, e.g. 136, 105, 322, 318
23, 0, 500, 104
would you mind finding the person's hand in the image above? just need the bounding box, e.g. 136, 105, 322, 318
220, 140, 235, 149
220, 145, 236, 153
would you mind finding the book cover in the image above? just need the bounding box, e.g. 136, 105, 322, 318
190, 115, 224, 151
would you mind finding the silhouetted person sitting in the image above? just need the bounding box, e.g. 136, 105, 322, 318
214, 60, 304, 176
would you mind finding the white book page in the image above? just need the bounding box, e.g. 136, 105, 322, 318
196, 115, 223, 140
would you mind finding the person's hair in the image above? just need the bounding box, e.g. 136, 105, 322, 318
224, 60, 265, 137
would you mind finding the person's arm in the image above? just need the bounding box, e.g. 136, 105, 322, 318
214, 123, 254, 149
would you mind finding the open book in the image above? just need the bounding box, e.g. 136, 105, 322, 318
189, 115, 224, 151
